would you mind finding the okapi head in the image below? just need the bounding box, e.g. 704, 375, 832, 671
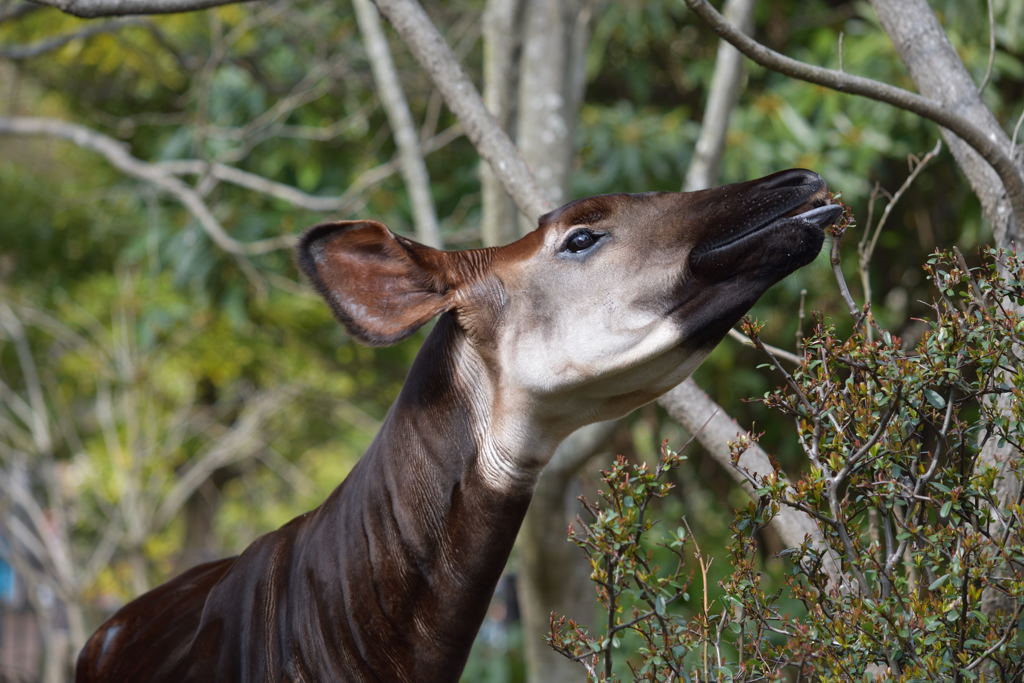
299, 168, 839, 481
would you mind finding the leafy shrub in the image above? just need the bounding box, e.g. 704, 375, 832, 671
549, 248, 1024, 681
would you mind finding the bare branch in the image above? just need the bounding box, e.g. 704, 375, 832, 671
28, 0, 261, 18
158, 160, 362, 212
216, 53, 353, 165
0, 305, 52, 454
374, 0, 556, 219
154, 389, 288, 528
727, 327, 802, 365
157, 125, 462, 218
831, 227, 864, 323
1012, 110, 1024, 154
978, 0, 996, 95
353, 0, 441, 247
657, 378, 843, 588
0, 17, 143, 59
544, 420, 617, 482
0, 116, 292, 255
683, 0, 1024, 228
683, 0, 753, 192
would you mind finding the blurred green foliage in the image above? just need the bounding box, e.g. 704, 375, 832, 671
1, 0, 1022, 679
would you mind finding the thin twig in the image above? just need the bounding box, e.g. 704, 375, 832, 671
978, 0, 996, 95
858, 141, 943, 311
830, 228, 863, 323
728, 327, 802, 365
1011, 108, 1024, 153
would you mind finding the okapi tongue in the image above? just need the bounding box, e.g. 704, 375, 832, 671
792, 203, 844, 227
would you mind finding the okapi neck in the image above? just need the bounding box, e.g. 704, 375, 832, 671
292, 314, 537, 679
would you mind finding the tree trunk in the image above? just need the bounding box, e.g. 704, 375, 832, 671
514, 0, 590, 232
480, 0, 524, 246
683, 0, 753, 192
868, 0, 1018, 246
517, 421, 616, 683
173, 478, 225, 574
516, 468, 595, 682
479, 1, 599, 675
354, 0, 442, 247
868, 0, 1023, 619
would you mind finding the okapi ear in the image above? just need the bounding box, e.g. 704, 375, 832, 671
297, 220, 456, 346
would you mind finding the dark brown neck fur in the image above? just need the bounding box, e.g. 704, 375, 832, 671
76, 315, 533, 682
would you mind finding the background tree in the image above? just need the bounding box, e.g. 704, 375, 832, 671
1, 0, 1022, 680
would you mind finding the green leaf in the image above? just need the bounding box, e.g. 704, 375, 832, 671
924, 389, 946, 410
655, 595, 667, 616
929, 573, 950, 590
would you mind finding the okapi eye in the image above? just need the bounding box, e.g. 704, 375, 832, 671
563, 229, 602, 254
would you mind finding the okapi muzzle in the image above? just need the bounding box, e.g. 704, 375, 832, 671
76, 168, 841, 682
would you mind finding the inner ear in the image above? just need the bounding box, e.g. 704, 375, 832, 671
297, 220, 456, 346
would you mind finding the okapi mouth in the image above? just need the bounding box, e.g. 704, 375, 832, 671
689, 170, 842, 279
700, 201, 842, 256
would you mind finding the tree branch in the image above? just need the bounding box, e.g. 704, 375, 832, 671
157, 160, 364, 213
353, 0, 442, 247
682, 0, 1024, 229
373, 0, 556, 219
156, 124, 461, 218
154, 389, 287, 528
544, 420, 617, 483
657, 378, 843, 588
0, 3, 42, 22
0, 116, 292, 255
0, 17, 143, 59
28, 0, 261, 18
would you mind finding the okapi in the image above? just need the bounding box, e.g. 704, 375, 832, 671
76, 169, 841, 682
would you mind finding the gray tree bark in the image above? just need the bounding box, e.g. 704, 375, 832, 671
480, 0, 525, 246
868, 0, 1018, 246
868, 0, 1023, 619
488, 2, 598, 679
353, 0, 442, 247
683, 0, 753, 193
516, 421, 616, 683
374, 0, 556, 218
514, 0, 590, 230
659, 380, 843, 587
